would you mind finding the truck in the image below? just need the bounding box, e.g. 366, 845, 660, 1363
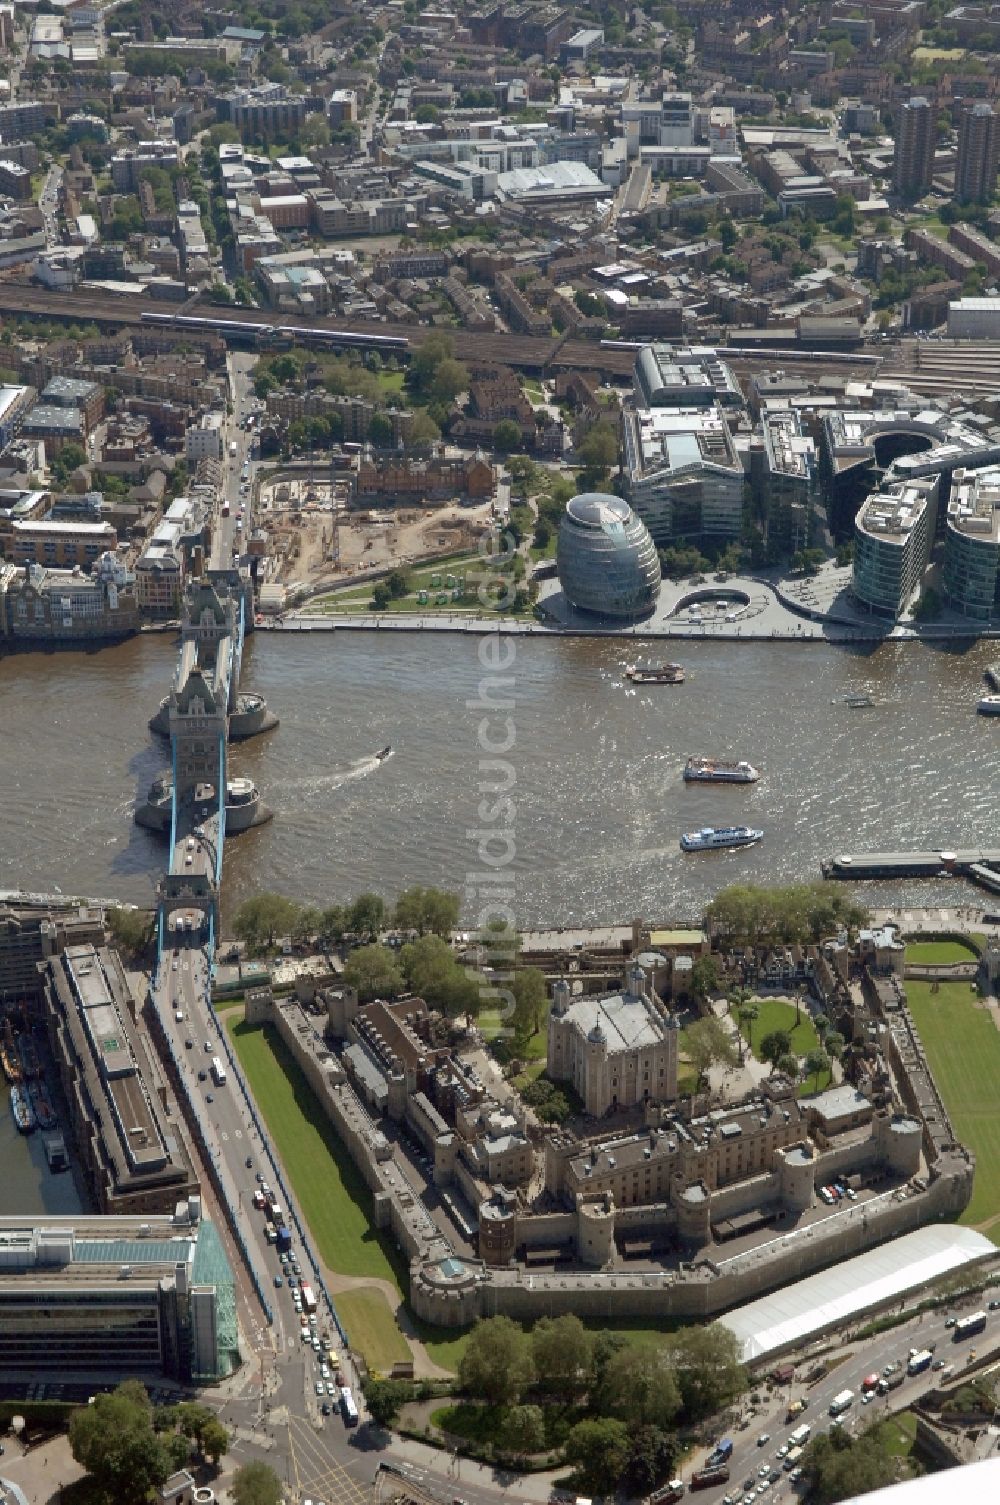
782, 1448, 805, 1474
788, 1424, 811, 1448
229, 441, 237, 457
704, 1440, 733, 1468
829, 1389, 854, 1417
689, 1467, 729, 1490
877, 1370, 905, 1396
907, 1350, 933, 1376
954, 1310, 987, 1341
786, 1398, 808, 1422
276, 1225, 292, 1254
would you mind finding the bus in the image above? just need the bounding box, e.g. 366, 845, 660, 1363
788, 1424, 811, 1448
907, 1350, 933, 1376
954, 1310, 987, 1340
829, 1389, 854, 1417
340, 1387, 358, 1427
210, 1056, 227, 1086
299, 1282, 317, 1315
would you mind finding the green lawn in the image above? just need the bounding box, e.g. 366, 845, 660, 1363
227, 1017, 403, 1289
335, 1286, 412, 1372
905, 939, 978, 965
375, 369, 406, 396
745, 997, 819, 1056
305, 551, 487, 616
417, 1314, 686, 1375
903, 979, 1000, 1234
879, 1411, 918, 1459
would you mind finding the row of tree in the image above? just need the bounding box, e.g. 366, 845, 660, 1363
231, 884, 461, 954
705, 881, 870, 946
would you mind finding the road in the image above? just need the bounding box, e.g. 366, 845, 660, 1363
689, 1302, 998, 1505
211, 352, 259, 570
39, 164, 62, 247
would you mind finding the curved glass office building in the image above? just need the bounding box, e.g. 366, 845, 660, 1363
556, 492, 661, 618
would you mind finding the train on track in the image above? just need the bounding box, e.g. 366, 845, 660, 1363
139, 310, 410, 353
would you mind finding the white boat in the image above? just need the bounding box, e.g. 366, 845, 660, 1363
684, 757, 760, 784
680, 825, 764, 852
977, 696, 1000, 716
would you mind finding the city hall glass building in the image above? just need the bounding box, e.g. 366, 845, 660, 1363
556, 492, 661, 618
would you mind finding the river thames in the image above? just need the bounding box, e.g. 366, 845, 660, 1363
2, 629, 999, 925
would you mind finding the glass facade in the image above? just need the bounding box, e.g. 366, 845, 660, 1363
557, 492, 661, 619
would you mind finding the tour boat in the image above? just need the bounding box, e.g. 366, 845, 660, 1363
375, 746, 393, 762
977, 695, 1000, 716
683, 757, 760, 784
0, 1042, 21, 1084
680, 826, 764, 852
624, 663, 685, 685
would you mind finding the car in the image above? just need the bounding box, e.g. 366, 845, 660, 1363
174, 1009, 184, 1022
198, 1070, 207, 1082
988, 1300, 1000, 1311
312, 1337, 322, 1351
767, 1472, 780, 1485
288, 1275, 298, 1290
280, 1252, 290, 1265
206, 1094, 214, 1103
292, 1261, 301, 1275
789, 1469, 803, 1484
315, 1381, 325, 1396
776, 1444, 790, 1458
758, 1435, 771, 1448
246, 1157, 253, 1169
204, 1042, 213, 1053
326, 1382, 337, 1395
273, 1275, 283, 1288
756, 1484, 769, 1496
321, 1402, 331, 1416
861, 1392, 874, 1405
320, 1364, 330, 1379
744, 1496, 756, 1505
256, 1172, 265, 1183
744, 1478, 756, 1492
723, 1496, 735, 1505
932, 1359, 946, 1370
945, 1316, 957, 1328
759, 1466, 770, 1478
185, 1038, 194, 1049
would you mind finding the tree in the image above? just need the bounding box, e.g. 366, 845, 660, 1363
600, 1344, 682, 1429
689, 953, 719, 1002
737, 1003, 760, 1060
51, 442, 87, 483
233, 892, 301, 952
343, 944, 404, 1002
667, 1323, 747, 1421
364, 1378, 409, 1428
564, 1417, 631, 1492
804, 1047, 831, 1092
590, 1328, 630, 1392
371, 583, 391, 611
500, 1403, 546, 1456
349, 891, 385, 941
430, 356, 468, 405
319, 904, 348, 946
511, 966, 548, 1043
200, 1419, 229, 1466
531, 1314, 593, 1398
69, 1381, 179, 1505
106, 906, 154, 958
409, 332, 456, 394
777, 1052, 800, 1080
368, 412, 394, 447
759, 1029, 793, 1069
400, 933, 479, 1016
684, 1015, 737, 1089
457, 1316, 534, 1406
825, 1029, 845, 1060
291, 905, 322, 946
386, 568, 411, 599
493, 419, 522, 452
706, 882, 870, 947
394, 885, 459, 937
624, 1425, 679, 1495
231, 1461, 283, 1505
577, 420, 618, 477
801, 1424, 897, 1505
407, 408, 441, 444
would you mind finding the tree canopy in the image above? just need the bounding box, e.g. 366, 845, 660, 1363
705, 881, 870, 945
684, 1015, 736, 1087
69, 1381, 189, 1505
342, 943, 405, 1002
457, 1315, 535, 1406
399, 933, 480, 1016
531, 1314, 593, 1398
801, 1423, 899, 1504
231, 1461, 284, 1505
393, 885, 460, 937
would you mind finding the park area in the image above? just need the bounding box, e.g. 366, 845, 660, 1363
737, 996, 834, 1094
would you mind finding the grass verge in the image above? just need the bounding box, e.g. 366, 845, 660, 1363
903, 978, 1000, 1233
336, 1286, 412, 1372
904, 939, 979, 965
226, 1017, 403, 1289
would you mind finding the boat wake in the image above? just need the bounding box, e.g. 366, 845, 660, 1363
301, 748, 396, 793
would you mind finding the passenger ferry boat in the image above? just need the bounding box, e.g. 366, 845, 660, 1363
680, 825, 764, 852
9, 1083, 35, 1133
977, 695, 1000, 716
683, 757, 760, 784
624, 662, 685, 685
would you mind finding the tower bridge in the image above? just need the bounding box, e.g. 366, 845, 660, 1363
135, 573, 277, 945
